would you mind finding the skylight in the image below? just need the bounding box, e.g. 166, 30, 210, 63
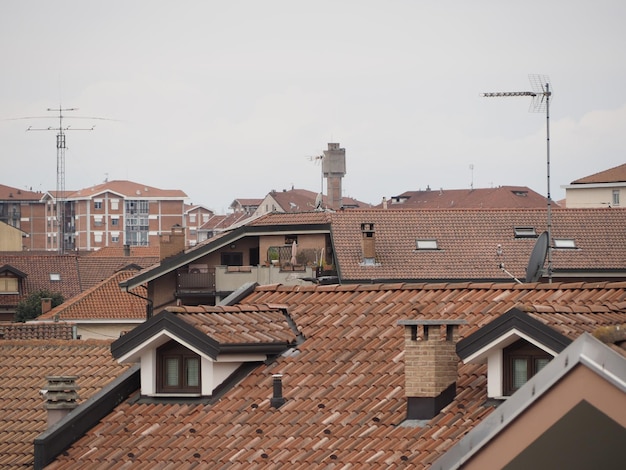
416, 239, 439, 250
514, 227, 537, 238
50, 273, 61, 281
553, 238, 577, 249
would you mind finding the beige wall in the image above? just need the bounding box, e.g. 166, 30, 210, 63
0, 223, 23, 251
76, 322, 142, 340
565, 186, 623, 208
464, 364, 626, 469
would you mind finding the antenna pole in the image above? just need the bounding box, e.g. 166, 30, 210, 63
545, 83, 552, 283
483, 74, 553, 283
27, 107, 95, 253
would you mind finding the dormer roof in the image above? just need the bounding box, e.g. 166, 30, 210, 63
111, 304, 301, 363
457, 307, 572, 363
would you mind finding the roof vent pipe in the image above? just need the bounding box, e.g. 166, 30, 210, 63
270, 374, 286, 409
43, 375, 80, 428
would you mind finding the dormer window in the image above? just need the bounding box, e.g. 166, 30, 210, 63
157, 341, 201, 394
0, 273, 18, 294
503, 339, 551, 396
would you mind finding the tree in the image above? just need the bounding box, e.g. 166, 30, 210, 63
14, 289, 64, 322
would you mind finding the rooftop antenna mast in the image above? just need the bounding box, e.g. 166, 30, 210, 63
483, 74, 553, 282
27, 107, 96, 253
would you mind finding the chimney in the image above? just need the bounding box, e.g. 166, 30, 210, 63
398, 319, 466, 420
322, 143, 346, 210
361, 223, 376, 264
123, 244, 131, 257
43, 375, 80, 428
159, 225, 186, 260
270, 374, 286, 409
41, 298, 52, 315
382, 197, 388, 210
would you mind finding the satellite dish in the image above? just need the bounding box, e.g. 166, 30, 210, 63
314, 192, 323, 211
525, 231, 549, 283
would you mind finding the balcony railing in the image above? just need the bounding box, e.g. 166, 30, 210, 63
177, 268, 216, 291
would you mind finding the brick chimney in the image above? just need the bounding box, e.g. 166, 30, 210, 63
44, 375, 80, 428
360, 223, 376, 264
159, 225, 186, 260
398, 319, 465, 420
41, 298, 53, 315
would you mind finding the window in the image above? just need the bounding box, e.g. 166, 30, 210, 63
504, 339, 551, 395
189, 214, 196, 223
94, 215, 103, 226
553, 238, 577, 249
221, 252, 243, 266
157, 341, 201, 394
111, 218, 119, 226
94, 200, 103, 210
514, 227, 537, 238
110, 199, 119, 210
613, 190, 620, 206
416, 239, 439, 250
0, 274, 18, 293
50, 273, 61, 281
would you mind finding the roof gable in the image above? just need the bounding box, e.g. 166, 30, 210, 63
433, 333, 626, 469
457, 307, 571, 362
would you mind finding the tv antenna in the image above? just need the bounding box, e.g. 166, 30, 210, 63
306, 153, 324, 209
483, 74, 553, 282
469, 163, 474, 190
13, 107, 113, 253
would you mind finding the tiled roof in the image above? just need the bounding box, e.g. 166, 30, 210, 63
67, 180, 187, 199
0, 254, 81, 308
248, 211, 333, 226
268, 188, 369, 212
0, 322, 74, 340
328, 208, 626, 281
165, 304, 300, 345
46, 281, 626, 468
83, 246, 160, 258
383, 186, 551, 209
0, 184, 44, 201
0, 339, 131, 469
37, 269, 148, 321
571, 163, 626, 184
77, 254, 159, 290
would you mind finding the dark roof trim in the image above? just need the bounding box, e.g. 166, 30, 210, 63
456, 308, 572, 359
111, 309, 297, 360
111, 311, 222, 360
218, 282, 259, 306
120, 222, 331, 290
0, 264, 28, 278
33, 364, 140, 470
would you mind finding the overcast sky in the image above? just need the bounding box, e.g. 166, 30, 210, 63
2, 1, 625, 213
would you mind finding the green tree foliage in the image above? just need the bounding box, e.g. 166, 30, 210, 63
14, 289, 64, 322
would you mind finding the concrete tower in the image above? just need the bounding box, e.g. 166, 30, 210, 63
322, 143, 346, 210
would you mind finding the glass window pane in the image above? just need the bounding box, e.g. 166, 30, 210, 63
512, 358, 528, 389
186, 358, 199, 387
166, 358, 179, 386
535, 358, 550, 372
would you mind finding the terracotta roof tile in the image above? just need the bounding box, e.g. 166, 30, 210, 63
38, 268, 147, 321
49, 281, 626, 468
0, 322, 74, 340
571, 163, 626, 184
0, 339, 131, 469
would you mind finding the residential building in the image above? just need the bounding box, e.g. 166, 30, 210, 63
119, 208, 626, 316
0, 184, 48, 251
562, 162, 626, 208
0, 248, 158, 322
381, 185, 552, 209
253, 187, 366, 216
0, 221, 24, 251
184, 203, 214, 247
229, 198, 263, 214
35, 267, 149, 339
35, 280, 626, 468
64, 180, 187, 251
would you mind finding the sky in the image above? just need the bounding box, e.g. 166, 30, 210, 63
2, 1, 625, 213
